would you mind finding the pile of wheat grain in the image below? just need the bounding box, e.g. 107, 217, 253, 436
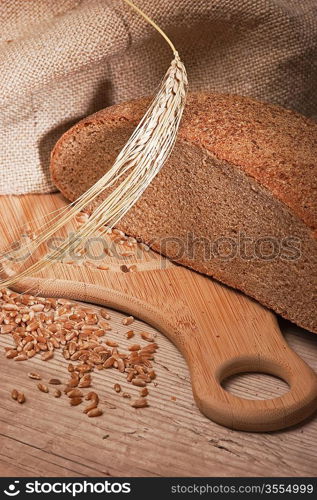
1, 288, 158, 417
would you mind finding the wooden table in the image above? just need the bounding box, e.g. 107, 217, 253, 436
0, 195, 316, 477
1, 315, 316, 477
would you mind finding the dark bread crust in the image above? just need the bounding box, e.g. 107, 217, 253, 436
50, 92, 317, 332
52, 93, 317, 230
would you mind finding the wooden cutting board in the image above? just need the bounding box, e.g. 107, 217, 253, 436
0, 193, 316, 432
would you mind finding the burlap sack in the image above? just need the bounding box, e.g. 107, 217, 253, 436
1, 0, 316, 195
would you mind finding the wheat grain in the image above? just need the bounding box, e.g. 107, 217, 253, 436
41, 351, 54, 361
87, 408, 103, 418
97, 265, 109, 270
14, 353, 28, 361
128, 344, 141, 351
67, 389, 83, 399
78, 374, 91, 388
17, 392, 26, 404
3, 304, 18, 311
140, 332, 154, 342
70, 397, 83, 406
131, 398, 148, 408
49, 378, 62, 385
148, 370, 156, 380
122, 392, 131, 399
100, 310, 110, 320
28, 372, 42, 380
106, 340, 119, 347
37, 383, 49, 393
6, 349, 18, 359
116, 358, 126, 373
11, 389, 18, 400
83, 401, 98, 414
113, 383, 121, 393
122, 316, 134, 326
132, 378, 147, 387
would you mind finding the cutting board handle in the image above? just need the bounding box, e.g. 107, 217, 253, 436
10, 272, 317, 432
188, 348, 317, 432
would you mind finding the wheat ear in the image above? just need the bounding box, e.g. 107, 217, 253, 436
0, 0, 188, 287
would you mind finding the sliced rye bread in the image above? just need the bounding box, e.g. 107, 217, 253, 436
50, 92, 317, 333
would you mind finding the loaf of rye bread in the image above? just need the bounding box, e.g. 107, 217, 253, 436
50, 93, 317, 333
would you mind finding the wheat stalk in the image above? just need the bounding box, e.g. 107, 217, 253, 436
0, 0, 188, 287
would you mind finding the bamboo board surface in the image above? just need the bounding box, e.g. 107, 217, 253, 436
0, 193, 316, 476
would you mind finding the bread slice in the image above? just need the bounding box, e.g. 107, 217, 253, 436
50, 92, 317, 333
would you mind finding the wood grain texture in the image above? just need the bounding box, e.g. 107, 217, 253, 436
0, 194, 316, 476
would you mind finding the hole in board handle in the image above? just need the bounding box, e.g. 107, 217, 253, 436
221, 372, 289, 400
217, 356, 291, 401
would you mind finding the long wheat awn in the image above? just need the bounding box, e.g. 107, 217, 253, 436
0, 0, 188, 287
